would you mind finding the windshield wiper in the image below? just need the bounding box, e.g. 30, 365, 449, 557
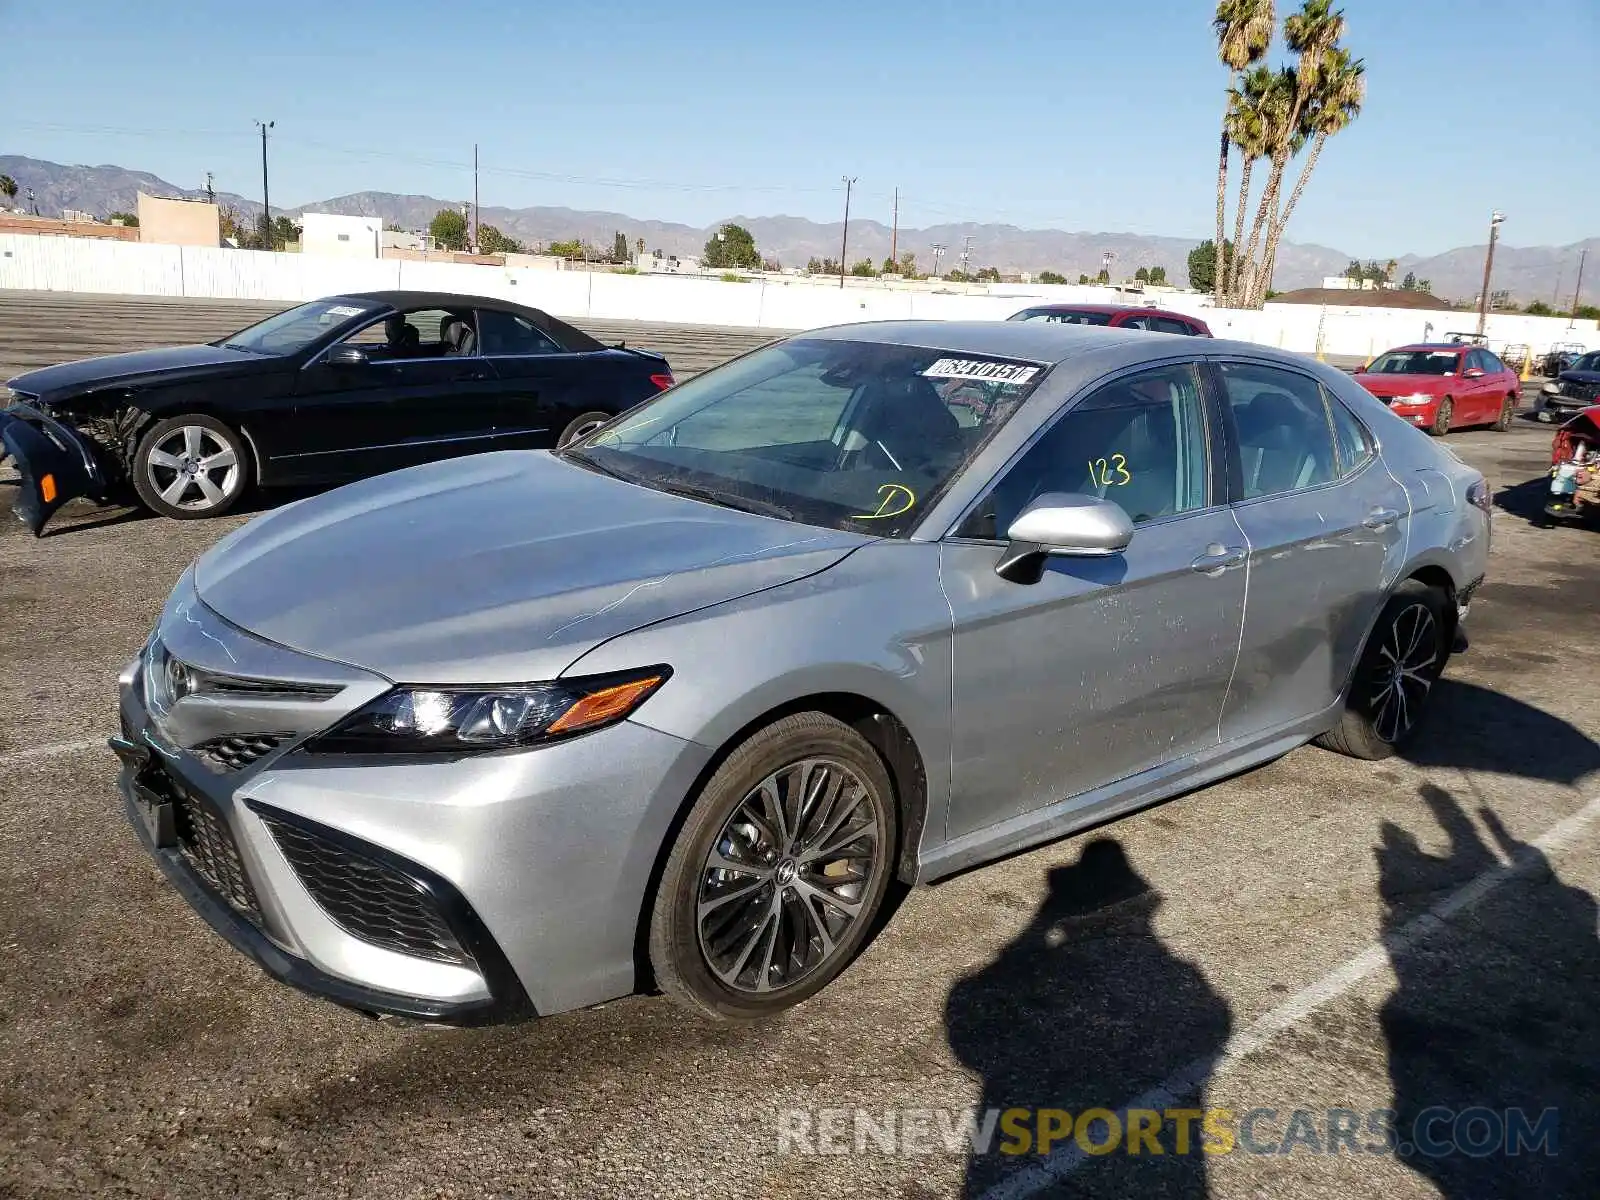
657, 481, 794, 520
560, 447, 635, 482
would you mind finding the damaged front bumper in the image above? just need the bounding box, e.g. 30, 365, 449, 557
0, 402, 110, 536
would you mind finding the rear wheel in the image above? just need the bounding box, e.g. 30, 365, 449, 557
131, 415, 250, 520
1429, 397, 1454, 437
1317, 581, 1450, 760
557, 411, 613, 448
648, 712, 897, 1021
1493, 393, 1516, 432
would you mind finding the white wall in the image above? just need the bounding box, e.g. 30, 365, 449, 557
2, 233, 1595, 361
300, 213, 382, 259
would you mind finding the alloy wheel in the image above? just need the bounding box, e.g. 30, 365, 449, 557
696, 757, 882, 994
1368, 602, 1439, 743
145, 426, 241, 512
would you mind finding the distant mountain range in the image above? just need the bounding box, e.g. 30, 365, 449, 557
2, 154, 1594, 304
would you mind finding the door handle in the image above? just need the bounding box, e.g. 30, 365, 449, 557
1363, 507, 1400, 531
1191, 545, 1247, 574
452, 366, 491, 382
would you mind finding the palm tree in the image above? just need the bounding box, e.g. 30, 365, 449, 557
0, 175, 17, 210
1224, 66, 1278, 305
1254, 47, 1364, 305
1212, 0, 1276, 307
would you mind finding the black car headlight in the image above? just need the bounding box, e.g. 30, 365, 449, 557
305, 667, 671, 754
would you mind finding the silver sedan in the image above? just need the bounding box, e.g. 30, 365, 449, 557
112, 321, 1490, 1024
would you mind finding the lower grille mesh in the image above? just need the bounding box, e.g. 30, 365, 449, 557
261, 817, 472, 966
196, 732, 293, 771
172, 789, 262, 920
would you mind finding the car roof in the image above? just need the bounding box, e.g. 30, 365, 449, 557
1386, 343, 1468, 353
1013, 303, 1198, 320
330, 290, 604, 351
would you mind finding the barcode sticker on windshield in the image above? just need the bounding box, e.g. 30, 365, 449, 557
922, 358, 1040, 385
325, 305, 366, 318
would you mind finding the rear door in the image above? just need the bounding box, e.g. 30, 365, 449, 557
1211, 358, 1408, 742
475, 307, 589, 447
940, 359, 1247, 841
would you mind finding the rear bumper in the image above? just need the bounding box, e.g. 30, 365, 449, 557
0, 403, 109, 535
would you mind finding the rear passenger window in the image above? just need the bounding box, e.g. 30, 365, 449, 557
478, 309, 565, 356
1326, 392, 1372, 476
1151, 317, 1193, 335
1217, 363, 1338, 499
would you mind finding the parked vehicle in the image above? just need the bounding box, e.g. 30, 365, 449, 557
0, 292, 673, 535
110, 321, 1487, 1024
1541, 342, 1588, 378
1534, 349, 1600, 423
1007, 304, 1213, 337
1544, 405, 1600, 525
1499, 342, 1531, 372
1353, 343, 1521, 435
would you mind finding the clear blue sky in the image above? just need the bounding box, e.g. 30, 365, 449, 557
5, 0, 1595, 256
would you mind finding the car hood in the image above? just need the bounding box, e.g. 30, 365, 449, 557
8, 344, 270, 399
1558, 369, 1600, 385
1354, 373, 1451, 396
193, 450, 871, 684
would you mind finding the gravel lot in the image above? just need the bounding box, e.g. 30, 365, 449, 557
1, 314, 1596, 1199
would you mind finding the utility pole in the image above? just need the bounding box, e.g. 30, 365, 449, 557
889, 187, 898, 271
472, 143, 480, 253
1101, 249, 1116, 282
1571, 247, 1589, 330
930, 243, 945, 278
1475, 210, 1505, 336
838, 176, 856, 289
254, 119, 274, 250
204, 172, 215, 204
960, 234, 974, 278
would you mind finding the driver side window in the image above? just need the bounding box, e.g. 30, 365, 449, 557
957, 362, 1211, 539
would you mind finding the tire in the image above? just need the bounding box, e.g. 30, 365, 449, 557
648, 712, 898, 1021
1493, 394, 1516, 432
130, 415, 251, 520
1316, 580, 1450, 760
557, 411, 613, 448
1429, 397, 1454, 437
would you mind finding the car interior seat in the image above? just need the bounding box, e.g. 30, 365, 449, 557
847, 375, 964, 472
1235, 391, 1330, 496
440, 315, 477, 357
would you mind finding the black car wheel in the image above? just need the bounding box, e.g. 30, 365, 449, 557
1317, 580, 1450, 760
132, 415, 250, 520
648, 712, 897, 1021
1493, 394, 1516, 432
1429, 397, 1454, 437
558, 411, 613, 448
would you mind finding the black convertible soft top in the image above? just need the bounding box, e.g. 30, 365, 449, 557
333, 290, 606, 354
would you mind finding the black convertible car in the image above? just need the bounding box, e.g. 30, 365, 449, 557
0, 291, 674, 535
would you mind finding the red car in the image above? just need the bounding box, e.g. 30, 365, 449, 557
1353, 343, 1520, 436
1545, 404, 1600, 525
1007, 304, 1213, 337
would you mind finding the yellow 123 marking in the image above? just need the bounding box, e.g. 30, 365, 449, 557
1087, 453, 1132, 487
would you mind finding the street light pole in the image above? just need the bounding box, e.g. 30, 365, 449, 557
839, 176, 856, 289
1475, 210, 1505, 336
1569, 247, 1588, 330
255, 120, 274, 250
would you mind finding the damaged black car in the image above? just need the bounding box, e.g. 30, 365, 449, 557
0, 291, 673, 535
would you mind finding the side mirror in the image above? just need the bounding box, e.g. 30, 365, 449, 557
327, 345, 370, 368
1463, 367, 1484, 379
995, 492, 1134, 583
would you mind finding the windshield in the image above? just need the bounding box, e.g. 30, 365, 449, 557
566, 338, 1048, 537
1571, 352, 1600, 373
1012, 308, 1112, 326
1366, 350, 1460, 376
221, 298, 382, 356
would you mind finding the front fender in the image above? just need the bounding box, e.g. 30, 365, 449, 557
0, 405, 110, 536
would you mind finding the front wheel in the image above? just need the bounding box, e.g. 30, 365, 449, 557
131, 415, 251, 520
1493, 394, 1516, 432
648, 712, 897, 1021
557, 411, 613, 448
1429, 397, 1454, 437
1317, 581, 1450, 760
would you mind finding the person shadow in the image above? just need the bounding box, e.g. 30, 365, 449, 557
1379, 785, 1600, 1199
946, 838, 1231, 1199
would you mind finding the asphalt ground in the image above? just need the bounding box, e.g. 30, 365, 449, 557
1, 308, 1596, 1199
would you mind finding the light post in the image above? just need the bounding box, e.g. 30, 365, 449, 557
839, 177, 856, 289
254, 120, 274, 249
1475, 210, 1505, 336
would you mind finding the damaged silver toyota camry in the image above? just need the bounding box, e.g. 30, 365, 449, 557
112, 320, 1489, 1024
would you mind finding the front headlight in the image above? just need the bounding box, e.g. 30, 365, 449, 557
1393, 393, 1433, 405
1543, 382, 1561, 395
305, 666, 671, 754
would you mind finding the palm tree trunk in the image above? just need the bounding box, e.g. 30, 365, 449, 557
1214, 129, 1230, 307
1255, 132, 1328, 305
1227, 157, 1255, 306
1238, 152, 1287, 308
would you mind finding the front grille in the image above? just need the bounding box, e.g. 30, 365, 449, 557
260, 816, 472, 966
1561, 380, 1600, 403
195, 732, 293, 771
171, 787, 262, 921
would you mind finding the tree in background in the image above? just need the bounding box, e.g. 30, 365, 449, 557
429, 208, 469, 251
1096, 268, 1111, 284
272, 215, 300, 247
806, 256, 823, 273
702, 223, 761, 269
1401, 271, 1417, 291
108, 211, 140, 228
219, 205, 248, 245
477, 225, 525, 255
1038, 270, 1067, 284
0, 175, 18, 210
1344, 259, 1362, 280
850, 259, 877, 277
1188, 239, 1234, 292
1526, 301, 1555, 317
1135, 267, 1150, 282
635, 237, 646, 259
613, 231, 629, 263
1212, 0, 1276, 308
546, 239, 590, 261
1149, 265, 1168, 284
881, 256, 898, 275
761, 256, 782, 272
383, 222, 404, 233
1223, 63, 1281, 302
1574, 304, 1600, 321
976, 266, 1001, 282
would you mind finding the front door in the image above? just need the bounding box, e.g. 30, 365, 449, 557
941, 361, 1247, 842
1213, 359, 1409, 742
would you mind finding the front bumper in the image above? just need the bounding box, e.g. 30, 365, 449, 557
0, 402, 109, 536
116, 576, 715, 1021
1535, 392, 1598, 421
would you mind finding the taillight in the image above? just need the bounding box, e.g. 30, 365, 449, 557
649, 372, 675, 392
1466, 477, 1492, 513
